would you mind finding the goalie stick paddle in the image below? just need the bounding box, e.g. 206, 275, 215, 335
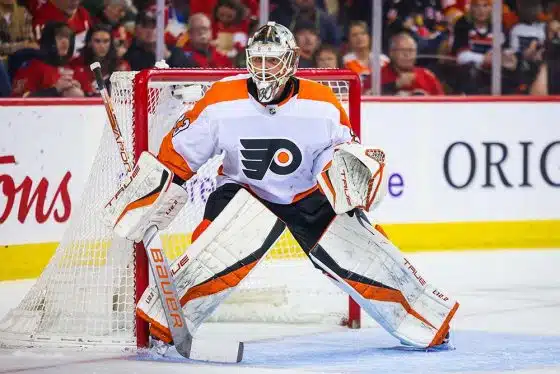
92, 63, 243, 363
142, 226, 244, 363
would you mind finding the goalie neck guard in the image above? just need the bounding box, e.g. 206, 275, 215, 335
246, 22, 299, 103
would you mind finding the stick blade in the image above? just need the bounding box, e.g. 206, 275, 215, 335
183, 338, 244, 363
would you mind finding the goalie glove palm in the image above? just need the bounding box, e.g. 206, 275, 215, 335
102, 152, 188, 242
318, 143, 387, 215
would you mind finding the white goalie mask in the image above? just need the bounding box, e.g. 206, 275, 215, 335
246, 22, 300, 103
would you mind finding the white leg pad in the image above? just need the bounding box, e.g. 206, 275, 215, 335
310, 212, 459, 348
137, 189, 286, 341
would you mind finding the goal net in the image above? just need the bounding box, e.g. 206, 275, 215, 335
0, 69, 362, 349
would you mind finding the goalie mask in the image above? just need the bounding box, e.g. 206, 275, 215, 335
246, 22, 299, 103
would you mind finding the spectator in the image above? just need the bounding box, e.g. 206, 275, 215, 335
509, 0, 546, 53
343, 20, 389, 93
178, 13, 232, 68
212, 0, 250, 58
231, 17, 260, 68
441, 0, 519, 31
382, 0, 449, 68
508, 1, 548, 92
441, 0, 468, 26
384, 0, 446, 38
0, 61, 10, 96
270, 0, 341, 46
71, 23, 129, 96
530, 19, 560, 95
125, 12, 195, 70
12, 22, 84, 97
509, 0, 546, 56
314, 44, 341, 68
294, 21, 321, 68
452, 0, 495, 70
0, 0, 37, 58
32, 0, 94, 55
93, 0, 127, 28
335, 0, 371, 39
451, 0, 518, 94
142, 5, 187, 46
381, 32, 444, 96
191, 0, 258, 21
92, 0, 133, 48
113, 23, 130, 60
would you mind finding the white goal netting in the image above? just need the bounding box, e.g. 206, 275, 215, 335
0, 69, 358, 349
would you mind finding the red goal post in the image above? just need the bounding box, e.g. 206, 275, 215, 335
126, 68, 362, 348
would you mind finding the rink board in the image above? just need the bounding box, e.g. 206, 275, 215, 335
0, 97, 559, 280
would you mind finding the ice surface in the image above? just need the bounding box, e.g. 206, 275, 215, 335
1, 249, 559, 373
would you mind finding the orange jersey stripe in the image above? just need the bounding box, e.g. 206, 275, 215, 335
346, 279, 437, 330
291, 184, 319, 203
297, 79, 352, 130
158, 131, 196, 181
158, 78, 249, 180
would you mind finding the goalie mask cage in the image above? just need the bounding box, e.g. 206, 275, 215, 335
0, 69, 362, 350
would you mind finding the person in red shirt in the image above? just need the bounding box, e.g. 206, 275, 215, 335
32, 0, 93, 55
212, 0, 251, 59
178, 13, 232, 68
381, 32, 444, 96
71, 23, 130, 96
12, 22, 84, 97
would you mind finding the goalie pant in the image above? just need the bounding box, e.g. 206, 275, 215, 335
147, 183, 458, 348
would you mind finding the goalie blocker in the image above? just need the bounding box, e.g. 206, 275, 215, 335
102, 152, 188, 242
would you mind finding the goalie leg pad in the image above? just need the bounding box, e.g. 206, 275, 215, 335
309, 211, 459, 348
137, 189, 286, 342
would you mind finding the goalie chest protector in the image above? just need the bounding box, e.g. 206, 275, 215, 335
159, 75, 353, 205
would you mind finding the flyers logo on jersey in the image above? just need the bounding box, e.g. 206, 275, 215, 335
172, 113, 191, 137
240, 138, 302, 180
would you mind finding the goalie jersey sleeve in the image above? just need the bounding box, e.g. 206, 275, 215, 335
158, 75, 354, 204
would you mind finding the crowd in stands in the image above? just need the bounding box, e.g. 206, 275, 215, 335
0, 0, 559, 97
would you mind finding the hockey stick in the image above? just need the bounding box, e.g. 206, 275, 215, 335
142, 225, 244, 362
90, 62, 132, 173
90, 63, 243, 363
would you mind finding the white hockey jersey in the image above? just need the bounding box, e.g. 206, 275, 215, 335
158, 75, 353, 204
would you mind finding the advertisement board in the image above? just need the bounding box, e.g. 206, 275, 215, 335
0, 101, 105, 279
361, 100, 560, 222
0, 97, 559, 280
359, 98, 560, 250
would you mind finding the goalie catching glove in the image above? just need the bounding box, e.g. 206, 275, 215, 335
102, 152, 188, 242
318, 143, 387, 215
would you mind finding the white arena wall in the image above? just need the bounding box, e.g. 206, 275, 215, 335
0, 97, 559, 280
